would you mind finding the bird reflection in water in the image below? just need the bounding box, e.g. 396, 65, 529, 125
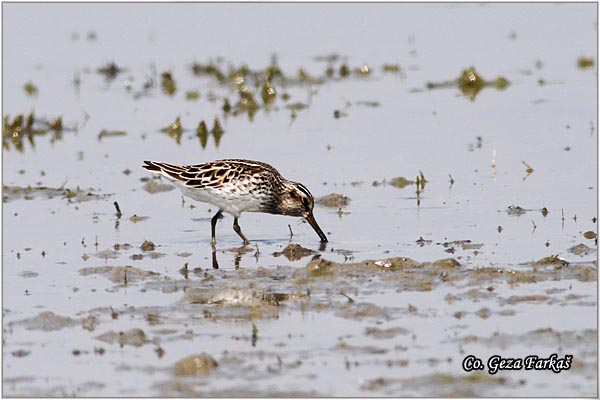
210, 240, 326, 269
211, 243, 256, 269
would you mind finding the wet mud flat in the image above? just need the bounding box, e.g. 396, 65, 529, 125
3, 238, 597, 396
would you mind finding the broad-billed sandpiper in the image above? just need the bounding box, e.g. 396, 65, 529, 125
143, 159, 328, 244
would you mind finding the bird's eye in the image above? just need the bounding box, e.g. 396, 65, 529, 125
302, 197, 310, 210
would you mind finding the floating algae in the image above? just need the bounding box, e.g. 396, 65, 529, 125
97, 61, 123, 82
161, 117, 183, 144
382, 63, 402, 73
355, 64, 372, 77
191, 62, 225, 82
23, 81, 38, 97
261, 80, 276, 105
186, 90, 200, 101
426, 67, 509, 101
161, 71, 177, 96
577, 57, 594, 70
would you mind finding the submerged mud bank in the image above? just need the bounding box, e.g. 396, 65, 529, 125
4, 247, 596, 396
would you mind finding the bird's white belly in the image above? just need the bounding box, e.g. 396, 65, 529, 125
177, 183, 264, 217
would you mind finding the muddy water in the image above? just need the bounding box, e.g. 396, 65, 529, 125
2, 3, 597, 397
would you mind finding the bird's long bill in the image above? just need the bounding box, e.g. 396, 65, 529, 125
306, 212, 328, 242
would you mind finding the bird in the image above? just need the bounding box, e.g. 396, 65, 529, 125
142, 159, 328, 245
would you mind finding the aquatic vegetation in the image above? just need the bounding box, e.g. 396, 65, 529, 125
234, 87, 260, 120
23, 81, 38, 97
261, 80, 276, 105
286, 102, 308, 111
339, 63, 350, 77
97, 61, 123, 82
97, 129, 126, 141
191, 61, 226, 82
577, 56, 594, 69
355, 64, 371, 77
426, 67, 510, 101
186, 90, 200, 101
48, 117, 63, 131
382, 63, 401, 73
2, 113, 75, 152
161, 71, 177, 96
264, 61, 284, 81
161, 116, 183, 143
222, 98, 231, 113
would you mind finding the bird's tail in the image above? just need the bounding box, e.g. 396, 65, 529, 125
142, 161, 185, 180
142, 160, 163, 172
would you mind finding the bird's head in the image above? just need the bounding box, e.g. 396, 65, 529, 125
278, 181, 328, 242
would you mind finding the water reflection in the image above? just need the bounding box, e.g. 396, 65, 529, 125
4, 60, 515, 157
159, 116, 225, 148
210, 244, 254, 269
5, 57, 418, 153
209, 241, 326, 269
2, 113, 74, 153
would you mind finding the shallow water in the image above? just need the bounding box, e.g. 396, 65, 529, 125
2, 3, 597, 397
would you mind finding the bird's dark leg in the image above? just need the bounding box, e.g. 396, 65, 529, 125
211, 210, 223, 245
211, 244, 219, 269
233, 217, 250, 245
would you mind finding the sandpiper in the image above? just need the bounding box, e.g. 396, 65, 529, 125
142, 159, 328, 244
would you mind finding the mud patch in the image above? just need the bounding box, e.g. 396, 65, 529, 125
272, 243, 317, 261
143, 181, 175, 194
11, 311, 77, 331
96, 328, 152, 347
174, 354, 218, 376
79, 266, 160, 284
316, 193, 350, 208
3, 185, 109, 203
